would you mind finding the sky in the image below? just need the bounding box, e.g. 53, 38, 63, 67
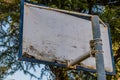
5, 65, 48, 80
5, 70, 35, 80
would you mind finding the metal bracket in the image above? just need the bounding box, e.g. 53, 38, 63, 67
67, 61, 77, 69
89, 39, 103, 57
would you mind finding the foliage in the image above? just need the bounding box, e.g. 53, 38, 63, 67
28, 0, 88, 12
0, 0, 43, 79
100, 5, 120, 79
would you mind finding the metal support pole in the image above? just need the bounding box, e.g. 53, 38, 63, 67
68, 51, 94, 67
91, 16, 106, 80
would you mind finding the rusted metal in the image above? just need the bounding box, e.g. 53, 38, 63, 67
20, 2, 114, 74
67, 52, 92, 68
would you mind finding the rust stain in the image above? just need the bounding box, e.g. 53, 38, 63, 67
23, 52, 35, 58
23, 44, 68, 64
105, 68, 112, 72
79, 63, 96, 70
72, 45, 77, 48
24, 44, 58, 62
29, 45, 36, 51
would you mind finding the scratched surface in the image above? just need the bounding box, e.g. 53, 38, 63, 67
22, 3, 113, 72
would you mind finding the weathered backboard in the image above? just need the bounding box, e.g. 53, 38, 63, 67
19, 1, 115, 74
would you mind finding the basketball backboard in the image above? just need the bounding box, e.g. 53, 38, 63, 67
19, 1, 115, 74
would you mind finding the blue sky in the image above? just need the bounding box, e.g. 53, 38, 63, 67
5, 70, 35, 80
5, 65, 48, 80
5, 66, 41, 80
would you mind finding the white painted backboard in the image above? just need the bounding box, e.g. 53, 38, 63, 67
22, 2, 114, 73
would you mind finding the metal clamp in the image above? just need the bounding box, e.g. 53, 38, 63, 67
67, 61, 77, 69
90, 39, 102, 47
89, 39, 103, 57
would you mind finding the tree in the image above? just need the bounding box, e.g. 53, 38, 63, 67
0, 0, 42, 79
100, 5, 120, 79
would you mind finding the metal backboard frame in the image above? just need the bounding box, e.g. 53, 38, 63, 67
19, 0, 115, 75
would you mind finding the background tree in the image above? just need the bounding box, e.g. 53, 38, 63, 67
0, 0, 43, 79
100, 4, 120, 79
0, 0, 120, 80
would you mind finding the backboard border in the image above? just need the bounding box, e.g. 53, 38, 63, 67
19, 0, 24, 58
19, 0, 116, 75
